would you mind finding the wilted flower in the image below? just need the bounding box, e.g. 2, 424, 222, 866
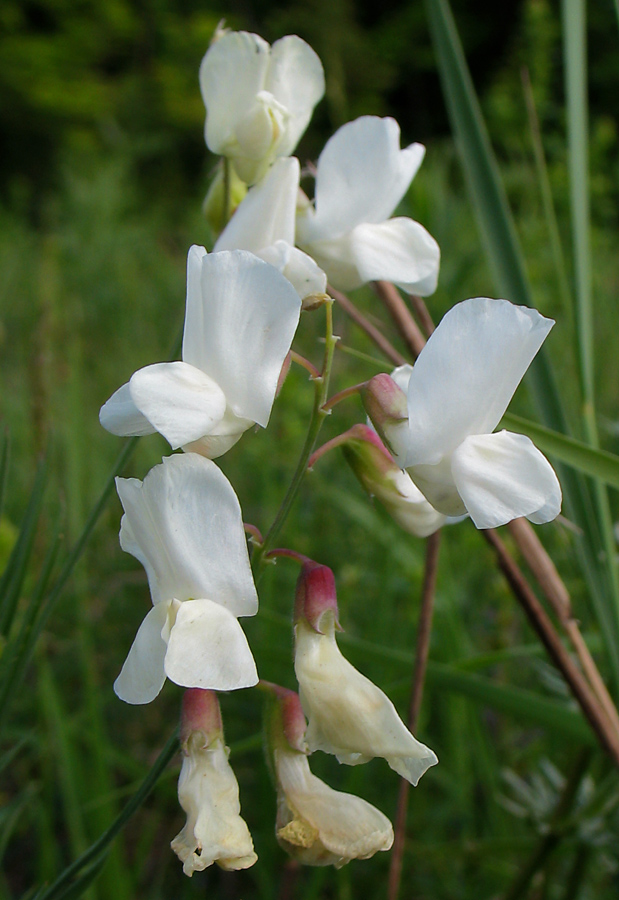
100, 247, 301, 459
214, 157, 327, 302
263, 683, 393, 867
172, 689, 257, 875
200, 30, 325, 185
364, 297, 562, 529
293, 561, 438, 785
296, 116, 440, 293
113, 453, 258, 704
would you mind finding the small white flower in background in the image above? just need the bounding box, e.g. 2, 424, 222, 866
293, 561, 438, 785
113, 453, 259, 704
215, 156, 327, 303
364, 297, 562, 530
200, 30, 325, 185
100, 247, 301, 459
263, 683, 393, 867
296, 115, 440, 294
172, 688, 257, 875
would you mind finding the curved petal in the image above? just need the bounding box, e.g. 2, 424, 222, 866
307, 117, 425, 239
114, 601, 170, 705
129, 362, 227, 450
258, 242, 327, 299
99, 382, 156, 437
116, 453, 258, 615
182, 250, 301, 427
451, 430, 562, 529
406, 456, 467, 517
165, 599, 258, 691
265, 35, 325, 156
200, 31, 270, 155
348, 218, 440, 294
214, 158, 300, 253
404, 298, 554, 466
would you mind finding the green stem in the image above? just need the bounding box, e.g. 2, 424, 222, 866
222, 157, 232, 231
34, 729, 179, 900
253, 300, 338, 570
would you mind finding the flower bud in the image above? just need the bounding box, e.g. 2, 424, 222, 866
294, 560, 341, 634
361, 374, 410, 462
262, 684, 393, 868
171, 689, 257, 876
341, 424, 445, 538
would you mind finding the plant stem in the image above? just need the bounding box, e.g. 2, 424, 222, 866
372, 282, 426, 358
388, 529, 441, 900
329, 285, 406, 366
253, 300, 338, 569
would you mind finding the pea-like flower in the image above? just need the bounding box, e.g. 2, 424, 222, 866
364, 297, 562, 529
100, 247, 301, 459
200, 30, 325, 185
172, 689, 257, 875
293, 562, 438, 785
296, 116, 440, 294
113, 453, 259, 704
214, 157, 327, 302
263, 683, 393, 868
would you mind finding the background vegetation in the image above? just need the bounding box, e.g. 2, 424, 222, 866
1, 0, 619, 898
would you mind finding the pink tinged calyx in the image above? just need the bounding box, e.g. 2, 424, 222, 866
294, 560, 342, 635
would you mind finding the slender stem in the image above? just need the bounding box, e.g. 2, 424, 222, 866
322, 382, 366, 413
484, 528, 619, 766
222, 156, 232, 231
35, 729, 179, 900
408, 294, 436, 337
388, 530, 441, 900
290, 350, 321, 379
372, 281, 426, 359
329, 285, 406, 367
253, 301, 338, 569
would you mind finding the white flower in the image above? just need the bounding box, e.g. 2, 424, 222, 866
113, 454, 259, 704
295, 617, 438, 785
296, 116, 440, 294
379, 297, 562, 529
200, 31, 325, 185
100, 247, 301, 459
172, 690, 257, 876
264, 684, 393, 868
214, 157, 327, 301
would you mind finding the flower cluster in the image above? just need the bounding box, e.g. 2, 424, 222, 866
101, 23, 561, 881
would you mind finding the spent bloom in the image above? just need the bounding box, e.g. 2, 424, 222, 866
293, 561, 438, 785
100, 247, 301, 459
214, 156, 327, 302
364, 297, 562, 529
200, 30, 325, 185
172, 689, 257, 875
263, 683, 394, 867
296, 116, 440, 294
113, 453, 258, 704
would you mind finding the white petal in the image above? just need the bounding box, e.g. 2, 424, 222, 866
99, 382, 156, 437
116, 453, 258, 614
259, 241, 327, 299
295, 622, 437, 785
384, 469, 447, 537
214, 158, 300, 253
114, 602, 170, 705
265, 35, 325, 155
346, 218, 440, 294
200, 31, 270, 155
182, 250, 301, 427
305, 117, 425, 239
404, 298, 554, 466
165, 599, 258, 691
406, 456, 467, 517
129, 362, 227, 450
451, 430, 562, 529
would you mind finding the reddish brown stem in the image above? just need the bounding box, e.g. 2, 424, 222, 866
373, 281, 426, 359
329, 284, 406, 367
408, 293, 436, 336
388, 530, 442, 900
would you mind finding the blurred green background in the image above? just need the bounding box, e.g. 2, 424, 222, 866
2, 0, 619, 898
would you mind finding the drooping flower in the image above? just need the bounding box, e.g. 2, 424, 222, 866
293, 561, 438, 785
200, 30, 325, 185
214, 157, 327, 302
296, 116, 440, 294
113, 453, 259, 704
364, 297, 562, 530
100, 247, 301, 459
172, 689, 257, 875
263, 683, 393, 868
